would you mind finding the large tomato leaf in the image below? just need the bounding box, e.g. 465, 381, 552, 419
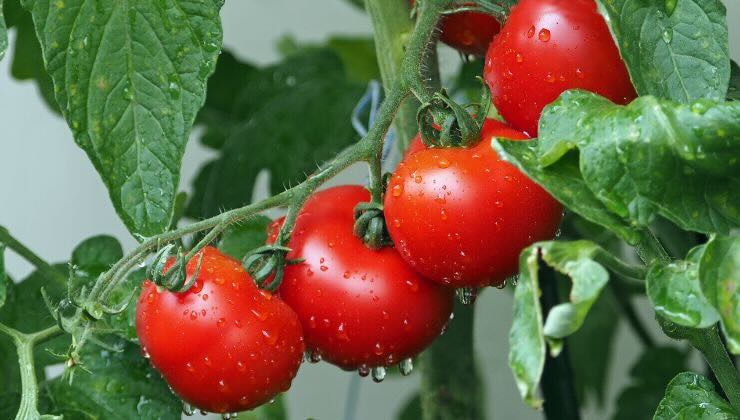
699, 235, 740, 354
653, 372, 737, 419
68, 235, 123, 301
22, 0, 223, 238
187, 48, 365, 219
597, 0, 729, 103
42, 340, 181, 419
509, 240, 613, 408
499, 90, 739, 240
612, 346, 689, 420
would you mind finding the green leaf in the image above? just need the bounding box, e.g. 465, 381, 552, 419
218, 216, 271, 260
540, 241, 610, 345
597, 0, 730, 103
23, 0, 224, 238
277, 35, 380, 83
509, 240, 613, 407
43, 340, 181, 419
647, 244, 720, 329
187, 48, 364, 219
699, 235, 740, 354
0, 245, 6, 309
653, 372, 737, 419
0, 0, 7, 61
728, 61, 740, 101
509, 247, 546, 408
240, 395, 287, 420
534, 90, 739, 236
493, 139, 640, 244
613, 346, 689, 420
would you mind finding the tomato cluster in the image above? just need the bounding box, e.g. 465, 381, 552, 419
135, 0, 636, 414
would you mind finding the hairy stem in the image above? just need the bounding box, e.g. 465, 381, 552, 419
0, 324, 63, 420
419, 302, 483, 420
689, 327, 740, 412
0, 226, 66, 285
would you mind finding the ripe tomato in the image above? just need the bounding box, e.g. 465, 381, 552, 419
384, 119, 562, 288
410, 0, 500, 56
483, 0, 636, 136
136, 247, 304, 413
275, 186, 454, 370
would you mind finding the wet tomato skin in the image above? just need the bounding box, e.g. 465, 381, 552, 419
384, 119, 563, 288
276, 186, 454, 369
136, 247, 304, 413
484, 0, 636, 135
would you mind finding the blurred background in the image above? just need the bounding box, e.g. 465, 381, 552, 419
1, 1, 738, 419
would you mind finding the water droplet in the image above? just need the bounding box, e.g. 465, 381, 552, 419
336, 323, 349, 342
414, 175, 423, 183
391, 184, 403, 197
320, 265, 329, 272
399, 358, 414, 376
393, 219, 401, 228
185, 361, 195, 372
440, 209, 448, 220
515, 53, 524, 63
202, 294, 209, 301
358, 364, 370, 377
343, 271, 351, 279
371, 366, 387, 383
141, 347, 150, 359
374, 342, 384, 355
405, 279, 419, 292
251, 308, 268, 321
147, 292, 155, 303
204, 356, 212, 366
662, 28, 673, 43
182, 402, 196, 416
538, 28, 551, 42
456, 287, 479, 305
217, 318, 226, 327
306, 349, 322, 363
262, 329, 279, 345
259, 290, 273, 300
526, 25, 536, 38
496, 279, 508, 289
575, 68, 584, 79
236, 361, 246, 372
437, 159, 451, 169
217, 379, 228, 392
545, 73, 555, 83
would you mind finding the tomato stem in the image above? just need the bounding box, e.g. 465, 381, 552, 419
0, 323, 64, 420
688, 326, 740, 412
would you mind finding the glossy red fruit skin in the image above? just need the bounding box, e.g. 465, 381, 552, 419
410, 0, 500, 55
276, 186, 454, 369
136, 247, 304, 413
384, 119, 563, 288
483, 0, 636, 136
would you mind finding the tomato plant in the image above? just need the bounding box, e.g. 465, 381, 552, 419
385, 119, 562, 288
274, 186, 454, 371
0, 0, 738, 419
136, 247, 304, 414
483, 0, 636, 135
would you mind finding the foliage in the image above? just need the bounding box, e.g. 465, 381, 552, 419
0, 0, 738, 419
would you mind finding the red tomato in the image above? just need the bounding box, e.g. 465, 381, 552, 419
275, 186, 454, 369
384, 119, 562, 288
411, 0, 500, 55
136, 247, 304, 413
483, 0, 636, 136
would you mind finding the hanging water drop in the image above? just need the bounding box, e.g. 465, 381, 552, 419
371, 366, 387, 383
399, 358, 414, 376
182, 402, 195, 416
662, 28, 673, 44
358, 364, 370, 377
496, 279, 508, 290
456, 287, 479, 305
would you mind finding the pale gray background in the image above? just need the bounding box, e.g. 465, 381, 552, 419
1, 1, 738, 419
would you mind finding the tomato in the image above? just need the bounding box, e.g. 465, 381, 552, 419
275, 186, 454, 370
410, 0, 500, 56
384, 119, 562, 288
136, 247, 304, 413
483, 0, 636, 136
